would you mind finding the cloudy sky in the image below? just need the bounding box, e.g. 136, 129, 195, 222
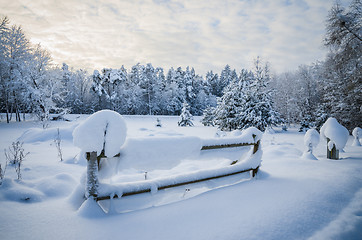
2, 0, 348, 75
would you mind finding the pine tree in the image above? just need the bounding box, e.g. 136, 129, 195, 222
201, 106, 215, 126
214, 59, 282, 131
322, 0, 362, 130
178, 102, 194, 127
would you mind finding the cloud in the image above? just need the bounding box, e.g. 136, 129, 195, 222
0, 0, 349, 75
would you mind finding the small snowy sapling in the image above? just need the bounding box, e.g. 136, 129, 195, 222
4, 141, 29, 180
302, 129, 320, 160
178, 102, 194, 127
352, 127, 361, 146
54, 128, 63, 161
0, 162, 7, 185
156, 118, 162, 127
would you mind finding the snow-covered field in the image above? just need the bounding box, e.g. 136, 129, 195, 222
0, 115, 361, 240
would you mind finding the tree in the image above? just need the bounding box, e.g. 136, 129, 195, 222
214, 59, 282, 131
213, 69, 252, 131
178, 102, 194, 127
322, 0, 362, 130
26, 44, 61, 124
0, 21, 30, 122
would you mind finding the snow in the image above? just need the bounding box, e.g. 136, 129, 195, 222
352, 127, 361, 146
0, 115, 362, 240
73, 110, 127, 157
304, 128, 320, 148
320, 117, 349, 150
302, 129, 320, 160
202, 127, 262, 147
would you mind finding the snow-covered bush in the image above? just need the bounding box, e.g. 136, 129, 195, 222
320, 118, 349, 151
4, 141, 28, 180
73, 110, 127, 157
178, 102, 194, 127
302, 129, 320, 160
352, 127, 361, 146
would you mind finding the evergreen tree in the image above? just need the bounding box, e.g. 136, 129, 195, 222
201, 106, 216, 126
213, 69, 252, 131
322, 0, 362, 130
178, 102, 194, 127
214, 60, 282, 131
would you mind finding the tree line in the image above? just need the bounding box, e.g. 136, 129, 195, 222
0, 0, 360, 131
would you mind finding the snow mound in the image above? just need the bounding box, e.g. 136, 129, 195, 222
77, 198, 105, 218
0, 173, 77, 203
304, 129, 320, 148
1, 179, 45, 202
35, 173, 77, 198
320, 118, 349, 150
19, 124, 77, 143
302, 129, 320, 160
118, 136, 202, 171
73, 110, 127, 157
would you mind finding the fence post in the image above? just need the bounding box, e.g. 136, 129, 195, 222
327, 138, 339, 160
86, 151, 99, 198
252, 134, 260, 154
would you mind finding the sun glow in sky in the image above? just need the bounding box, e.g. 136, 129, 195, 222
1, 0, 348, 75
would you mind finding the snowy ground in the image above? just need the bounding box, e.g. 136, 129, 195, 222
0, 115, 361, 240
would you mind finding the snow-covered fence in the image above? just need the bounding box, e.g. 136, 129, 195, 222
94, 127, 262, 202
73, 110, 262, 202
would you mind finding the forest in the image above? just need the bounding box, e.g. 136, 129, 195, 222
0, 0, 360, 131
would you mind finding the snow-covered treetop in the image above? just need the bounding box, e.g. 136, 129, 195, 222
73, 110, 127, 157
320, 117, 348, 150
304, 129, 320, 148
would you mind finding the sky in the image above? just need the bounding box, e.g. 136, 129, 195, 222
1, 0, 349, 75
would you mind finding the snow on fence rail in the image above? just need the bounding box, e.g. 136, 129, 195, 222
89, 133, 262, 202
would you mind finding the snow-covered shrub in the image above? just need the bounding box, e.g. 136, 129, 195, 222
302, 129, 320, 160
54, 128, 63, 161
320, 118, 349, 151
4, 141, 28, 180
73, 110, 127, 157
0, 162, 7, 185
178, 102, 194, 127
352, 127, 361, 146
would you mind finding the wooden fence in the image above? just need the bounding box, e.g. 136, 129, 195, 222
86, 139, 261, 201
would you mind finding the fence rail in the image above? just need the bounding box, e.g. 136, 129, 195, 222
86, 140, 261, 202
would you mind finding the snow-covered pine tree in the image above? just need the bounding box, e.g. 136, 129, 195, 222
214, 59, 282, 131
321, 0, 362, 130
201, 106, 216, 126
178, 102, 194, 127
242, 58, 282, 131
213, 69, 252, 131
